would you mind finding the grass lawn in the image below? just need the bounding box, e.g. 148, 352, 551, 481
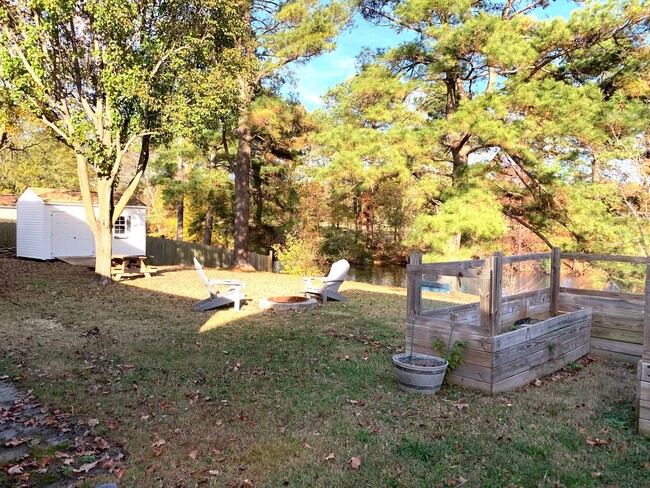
0, 256, 648, 487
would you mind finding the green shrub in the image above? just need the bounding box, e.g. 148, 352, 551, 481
319, 227, 371, 262
273, 234, 324, 276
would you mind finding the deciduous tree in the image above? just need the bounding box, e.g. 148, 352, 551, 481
0, 0, 249, 283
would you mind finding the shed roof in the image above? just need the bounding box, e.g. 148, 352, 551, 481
28, 188, 146, 207
0, 194, 18, 207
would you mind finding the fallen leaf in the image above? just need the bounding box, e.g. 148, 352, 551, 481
108, 421, 119, 431
533, 379, 543, 387
591, 472, 602, 478
88, 418, 99, 427
94, 436, 110, 450
208, 469, 220, 475
74, 460, 98, 473
586, 437, 609, 447
5, 438, 26, 447
189, 450, 199, 460
152, 438, 166, 456
116, 467, 126, 479
324, 453, 335, 461
349, 456, 362, 470
7, 465, 23, 475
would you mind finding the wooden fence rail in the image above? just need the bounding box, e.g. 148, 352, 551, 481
146, 236, 272, 272
0, 222, 16, 247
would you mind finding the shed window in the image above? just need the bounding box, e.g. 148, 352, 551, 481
114, 216, 131, 238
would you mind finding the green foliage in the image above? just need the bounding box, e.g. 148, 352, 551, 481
273, 233, 324, 276
407, 188, 507, 255
319, 227, 371, 262
321, 0, 650, 262
432, 337, 465, 373
0, 0, 252, 276
0, 120, 78, 193
566, 362, 584, 374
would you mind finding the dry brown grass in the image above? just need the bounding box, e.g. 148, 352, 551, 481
0, 256, 648, 488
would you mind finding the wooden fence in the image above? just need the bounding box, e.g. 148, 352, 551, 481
0, 225, 271, 272
0, 222, 16, 248
146, 236, 272, 272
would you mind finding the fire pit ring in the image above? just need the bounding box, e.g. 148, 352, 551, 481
259, 296, 317, 311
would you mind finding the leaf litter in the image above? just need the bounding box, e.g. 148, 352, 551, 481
0, 379, 125, 486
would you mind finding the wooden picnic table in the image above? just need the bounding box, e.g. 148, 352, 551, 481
111, 255, 158, 280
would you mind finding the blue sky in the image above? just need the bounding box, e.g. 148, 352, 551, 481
292, 1, 581, 111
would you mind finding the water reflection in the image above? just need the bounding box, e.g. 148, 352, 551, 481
348, 264, 598, 295
347, 264, 407, 288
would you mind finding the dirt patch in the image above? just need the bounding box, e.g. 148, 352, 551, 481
0, 378, 125, 487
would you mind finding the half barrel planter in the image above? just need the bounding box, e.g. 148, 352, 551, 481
393, 353, 449, 394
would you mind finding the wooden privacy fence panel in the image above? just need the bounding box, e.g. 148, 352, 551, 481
146, 236, 272, 272
560, 288, 645, 362
0, 222, 16, 247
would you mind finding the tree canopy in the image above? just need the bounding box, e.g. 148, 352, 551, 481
0, 0, 252, 281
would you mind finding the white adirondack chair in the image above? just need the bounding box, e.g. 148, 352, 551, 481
303, 259, 350, 304
193, 258, 245, 311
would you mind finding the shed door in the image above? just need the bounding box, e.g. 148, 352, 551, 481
51, 211, 95, 257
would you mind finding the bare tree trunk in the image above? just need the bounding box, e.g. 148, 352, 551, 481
176, 154, 185, 241
203, 203, 214, 245
233, 121, 254, 270
75, 152, 114, 284
94, 178, 115, 285
592, 158, 600, 183
252, 161, 263, 229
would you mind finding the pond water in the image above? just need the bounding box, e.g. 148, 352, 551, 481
347, 263, 601, 296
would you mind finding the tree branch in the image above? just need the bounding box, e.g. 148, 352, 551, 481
503, 210, 554, 249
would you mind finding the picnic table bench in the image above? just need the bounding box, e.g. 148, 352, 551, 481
111, 255, 158, 280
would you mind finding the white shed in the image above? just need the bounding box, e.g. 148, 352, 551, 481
17, 187, 147, 260
0, 194, 18, 222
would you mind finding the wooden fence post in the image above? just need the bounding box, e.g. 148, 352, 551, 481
479, 254, 492, 333
642, 264, 650, 361
550, 247, 561, 316
407, 253, 422, 317
491, 251, 503, 336
639, 264, 650, 436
